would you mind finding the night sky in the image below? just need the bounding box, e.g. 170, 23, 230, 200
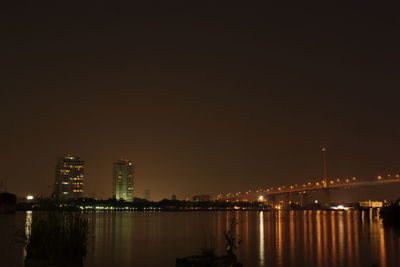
1, 2, 399, 200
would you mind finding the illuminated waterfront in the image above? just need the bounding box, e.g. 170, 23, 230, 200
1, 210, 400, 267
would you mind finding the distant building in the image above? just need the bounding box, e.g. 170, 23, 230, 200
171, 194, 177, 201
112, 160, 134, 201
144, 189, 151, 201
54, 155, 85, 200
192, 194, 210, 202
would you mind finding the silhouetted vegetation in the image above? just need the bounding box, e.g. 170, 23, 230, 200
25, 212, 89, 267
224, 218, 241, 256
381, 199, 400, 227
0, 192, 16, 214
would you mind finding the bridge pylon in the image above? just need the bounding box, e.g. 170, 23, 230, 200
300, 191, 308, 207
267, 195, 276, 206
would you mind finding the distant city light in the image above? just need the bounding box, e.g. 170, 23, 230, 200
331, 205, 350, 210
26, 195, 34, 200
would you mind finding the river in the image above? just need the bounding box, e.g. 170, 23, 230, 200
1, 210, 399, 266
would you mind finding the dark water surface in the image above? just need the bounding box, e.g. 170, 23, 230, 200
1, 210, 400, 266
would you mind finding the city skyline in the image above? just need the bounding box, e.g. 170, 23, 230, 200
1, 2, 400, 201
4, 151, 398, 202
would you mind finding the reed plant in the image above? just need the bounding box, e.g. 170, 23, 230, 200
223, 217, 241, 256
25, 212, 89, 267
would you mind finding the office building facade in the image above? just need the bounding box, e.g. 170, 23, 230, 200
54, 155, 85, 200
112, 159, 134, 201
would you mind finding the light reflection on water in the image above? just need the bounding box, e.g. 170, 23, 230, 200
1, 210, 400, 267
259, 211, 264, 265
23, 210, 32, 258
84, 210, 399, 267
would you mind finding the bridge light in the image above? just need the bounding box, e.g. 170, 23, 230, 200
316, 182, 320, 186
336, 179, 340, 182
308, 182, 311, 185
346, 179, 349, 182
377, 176, 382, 180
290, 186, 293, 189
396, 175, 399, 178
303, 184, 306, 187
330, 181, 334, 184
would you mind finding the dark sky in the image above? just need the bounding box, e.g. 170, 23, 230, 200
1, 1, 399, 200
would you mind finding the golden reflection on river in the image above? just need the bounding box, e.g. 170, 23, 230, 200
259, 211, 264, 265
220, 210, 399, 267
8, 210, 399, 267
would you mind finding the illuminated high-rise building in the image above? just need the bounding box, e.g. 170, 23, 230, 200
54, 155, 85, 200
112, 160, 134, 201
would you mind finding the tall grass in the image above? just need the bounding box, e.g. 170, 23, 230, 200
223, 217, 241, 256
25, 212, 89, 267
